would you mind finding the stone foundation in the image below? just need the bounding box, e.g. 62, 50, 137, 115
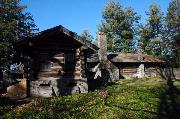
30, 78, 88, 97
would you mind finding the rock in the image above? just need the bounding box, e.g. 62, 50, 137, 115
30, 80, 53, 97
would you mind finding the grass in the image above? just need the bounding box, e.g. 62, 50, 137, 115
0, 96, 16, 117
173, 79, 180, 105
0, 77, 175, 119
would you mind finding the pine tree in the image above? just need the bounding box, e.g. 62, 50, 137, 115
165, 0, 180, 66
80, 29, 94, 42
0, 0, 37, 71
99, 1, 140, 53
140, 3, 164, 58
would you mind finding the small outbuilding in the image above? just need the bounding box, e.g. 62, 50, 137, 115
109, 53, 165, 79
87, 53, 165, 79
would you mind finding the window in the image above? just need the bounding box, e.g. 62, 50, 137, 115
39, 53, 52, 72
40, 61, 52, 72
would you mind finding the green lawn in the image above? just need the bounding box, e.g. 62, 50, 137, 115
0, 77, 176, 119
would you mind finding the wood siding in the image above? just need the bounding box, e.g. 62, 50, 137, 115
120, 67, 138, 78
31, 48, 85, 81
145, 67, 160, 77
36, 53, 65, 79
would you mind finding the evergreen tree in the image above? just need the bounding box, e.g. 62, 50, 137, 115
139, 3, 164, 58
164, 0, 180, 65
80, 29, 94, 42
0, 0, 37, 71
99, 1, 140, 53
139, 25, 152, 54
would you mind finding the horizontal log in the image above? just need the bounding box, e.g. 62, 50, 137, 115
121, 70, 137, 72
120, 71, 137, 73
64, 76, 81, 80
121, 73, 136, 75
120, 69, 137, 71
51, 67, 63, 72
63, 75, 81, 78
54, 57, 64, 60
51, 65, 62, 68
120, 67, 138, 69
75, 68, 81, 72
54, 53, 64, 57
37, 71, 63, 78
52, 63, 64, 67
120, 70, 137, 72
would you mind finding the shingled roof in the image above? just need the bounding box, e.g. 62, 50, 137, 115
87, 53, 165, 63
109, 53, 164, 63
16, 25, 98, 52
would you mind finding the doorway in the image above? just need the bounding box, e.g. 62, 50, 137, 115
64, 53, 75, 72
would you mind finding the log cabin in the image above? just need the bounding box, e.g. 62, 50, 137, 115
14, 25, 98, 97
10, 25, 165, 98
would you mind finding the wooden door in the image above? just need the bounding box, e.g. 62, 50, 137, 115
64, 53, 75, 72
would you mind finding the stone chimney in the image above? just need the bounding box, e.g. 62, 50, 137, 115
98, 32, 107, 61
95, 32, 119, 82
137, 42, 145, 78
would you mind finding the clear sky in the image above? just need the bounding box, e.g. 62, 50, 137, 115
21, 0, 172, 38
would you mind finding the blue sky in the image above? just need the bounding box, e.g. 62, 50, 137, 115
21, 0, 172, 38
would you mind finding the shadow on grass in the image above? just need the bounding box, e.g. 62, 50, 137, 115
0, 96, 31, 116
158, 67, 179, 119
157, 78, 178, 119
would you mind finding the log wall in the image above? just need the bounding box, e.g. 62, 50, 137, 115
29, 48, 88, 97
145, 67, 161, 77
36, 53, 64, 79
119, 66, 138, 78
115, 63, 163, 79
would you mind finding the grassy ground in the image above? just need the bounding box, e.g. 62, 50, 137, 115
0, 77, 176, 119
173, 79, 180, 108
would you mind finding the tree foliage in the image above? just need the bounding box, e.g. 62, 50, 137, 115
80, 29, 94, 42
99, 0, 180, 66
99, 1, 140, 53
164, 0, 180, 65
0, 0, 37, 70
138, 1, 180, 65
139, 3, 164, 58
